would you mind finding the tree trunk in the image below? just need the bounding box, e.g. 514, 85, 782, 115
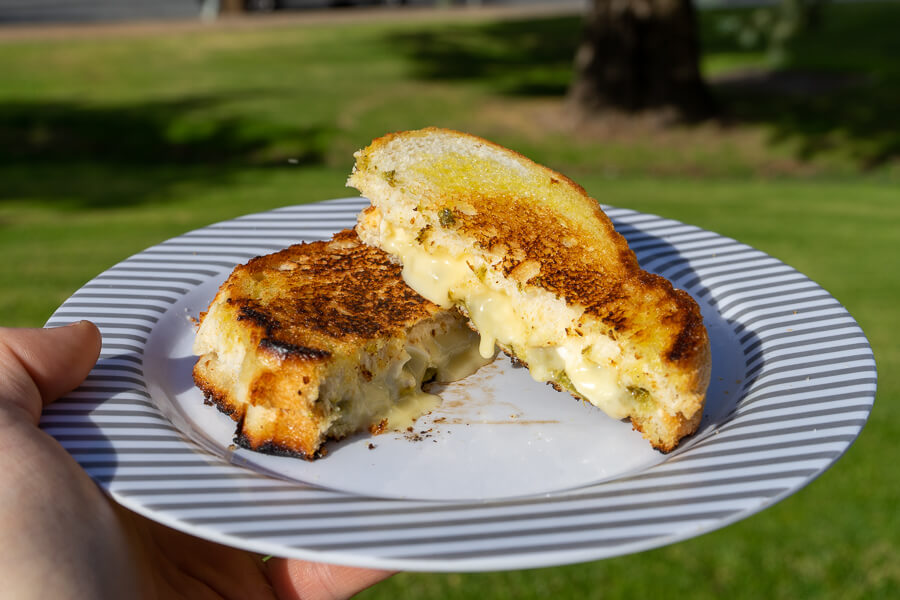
568, 0, 715, 121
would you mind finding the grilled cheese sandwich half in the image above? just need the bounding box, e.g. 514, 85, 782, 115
192, 229, 490, 459
348, 128, 711, 452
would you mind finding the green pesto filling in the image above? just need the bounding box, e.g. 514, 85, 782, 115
438, 207, 456, 227
382, 169, 398, 186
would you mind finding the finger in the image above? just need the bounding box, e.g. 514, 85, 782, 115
267, 559, 395, 600
0, 321, 101, 424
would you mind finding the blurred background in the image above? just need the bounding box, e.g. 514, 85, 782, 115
0, 0, 896, 597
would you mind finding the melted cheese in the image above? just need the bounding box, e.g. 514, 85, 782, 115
436, 338, 494, 382
380, 330, 491, 431
379, 220, 642, 421
556, 345, 632, 419
361, 311, 491, 434
520, 346, 564, 381
383, 390, 442, 431
380, 221, 471, 309
325, 305, 491, 438
468, 289, 524, 359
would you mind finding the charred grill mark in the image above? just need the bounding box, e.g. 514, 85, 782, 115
666, 292, 707, 363
237, 305, 271, 326
602, 309, 628, 331
259, 337, 331, 361
233, 429, 322, 460
237, 305, 279, 334
195, 385, 241, 421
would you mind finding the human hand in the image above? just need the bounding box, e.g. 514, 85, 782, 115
0, 322, 392, 599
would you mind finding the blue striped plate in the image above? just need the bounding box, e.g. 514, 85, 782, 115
41, 198, 876, 571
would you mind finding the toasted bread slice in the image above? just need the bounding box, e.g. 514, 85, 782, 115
192, 229, 489, 459
348, 128, 710, 452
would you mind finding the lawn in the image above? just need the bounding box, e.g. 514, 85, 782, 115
0, 2, 897, 598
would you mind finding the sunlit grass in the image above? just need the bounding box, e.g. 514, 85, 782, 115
0, 3, 897, 598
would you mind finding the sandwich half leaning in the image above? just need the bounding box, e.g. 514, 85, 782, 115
348, 127, 711, 451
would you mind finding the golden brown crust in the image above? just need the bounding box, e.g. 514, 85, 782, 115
444, 196, 707, 374
226, 228, 442, 349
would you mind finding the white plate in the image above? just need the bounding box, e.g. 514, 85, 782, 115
42, 198, 876, 571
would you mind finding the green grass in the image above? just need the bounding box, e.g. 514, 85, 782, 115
0, 2, 897, 598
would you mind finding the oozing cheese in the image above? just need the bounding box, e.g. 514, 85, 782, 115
388, 327, 488, 430
324, 313, 491, 438
381, 223, 471, 310
468, 289, 523, 359
382, 389, 442, 431
378, 218, 641, 421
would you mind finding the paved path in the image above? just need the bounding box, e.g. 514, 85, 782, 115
0, 1, 586, 41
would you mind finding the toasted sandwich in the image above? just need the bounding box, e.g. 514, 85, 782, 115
192, 229, 490, 459
348, 128, 711, 451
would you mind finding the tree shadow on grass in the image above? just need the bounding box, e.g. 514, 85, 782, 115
387, 16, 582, 97
0, 95, 335, 209
388, 7, 900, 170
711, 70, 900, 169
702, 2, 900, 169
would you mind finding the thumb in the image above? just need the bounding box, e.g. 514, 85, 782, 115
0, 321, 102, 424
